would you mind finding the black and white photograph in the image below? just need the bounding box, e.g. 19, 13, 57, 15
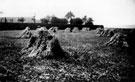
0, 0, 135, 81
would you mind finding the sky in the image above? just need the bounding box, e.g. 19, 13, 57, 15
0, 0, 135, 27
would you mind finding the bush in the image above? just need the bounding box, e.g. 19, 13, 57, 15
40, 18, 49, 24
50, 17, 68, 25
70, 18, 83, 25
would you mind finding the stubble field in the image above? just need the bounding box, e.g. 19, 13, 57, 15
0, 30, 134, 82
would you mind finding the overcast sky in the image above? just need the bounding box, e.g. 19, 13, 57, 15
0, 0, 135, 26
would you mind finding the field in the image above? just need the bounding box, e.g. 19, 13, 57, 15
0, 30, 134, 82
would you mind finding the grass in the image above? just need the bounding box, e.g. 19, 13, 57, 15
0, 30, 134, 82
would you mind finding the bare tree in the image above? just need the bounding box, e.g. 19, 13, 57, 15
65, 11, 75, 24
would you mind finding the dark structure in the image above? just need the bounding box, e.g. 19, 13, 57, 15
0, 23, 104, 30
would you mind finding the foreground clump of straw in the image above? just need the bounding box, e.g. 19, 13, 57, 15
21, 28, 67, 59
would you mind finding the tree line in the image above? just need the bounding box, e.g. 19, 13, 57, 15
40, 11, 94, 25
0, 11, 94, 25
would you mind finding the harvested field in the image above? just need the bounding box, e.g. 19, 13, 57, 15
0, 30, 134, 82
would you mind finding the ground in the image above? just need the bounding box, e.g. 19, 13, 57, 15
0, 30, 134, 82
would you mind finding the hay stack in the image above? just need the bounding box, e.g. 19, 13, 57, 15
99, 29, 114, 37
105, 33, 127, 47
21, 28, 66, 59
107, 30, 115, 37
34, 27, 48, 37
99, 29, 109, 36
36, 27, 48, 31
17, 26, 32, 38
48, 27, 58, 33
96, 28, 104, 34
82, 27, 90, 31
82, 28, 87, 31
86, 28, 90, 31
72, 27, 79, 33
64, 27, 71, 33
48, 27, 54, 32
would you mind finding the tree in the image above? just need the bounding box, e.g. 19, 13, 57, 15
50, 16, 59, 24
45, 15, 51, 21
82, 16, 87, 25
32, 16, 36, 23
40, 15, 51, 24
4, 17, 7, 23
40, 18, 49, 24
85, 17, 94, 25
50, 16, 68, 24
18, 17, 25, 23
65, 11, 75, 24
70, 18, 83, 25
9, 19, 13, 23
0, 17, 4, 23
59, 18, 68, 24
